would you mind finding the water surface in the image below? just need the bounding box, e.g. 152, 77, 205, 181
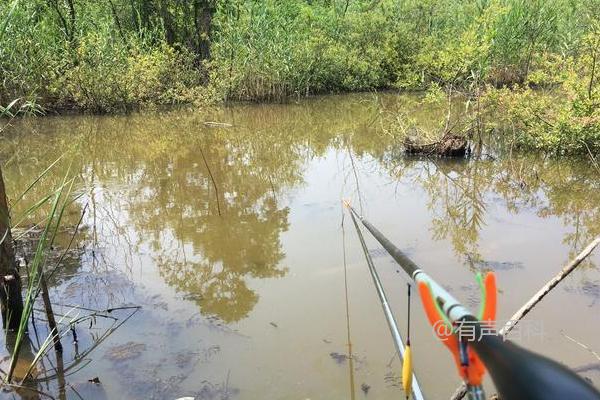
1, 93, 599, 399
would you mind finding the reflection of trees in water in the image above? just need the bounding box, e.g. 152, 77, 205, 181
0, 156, 89, 287
3, 94, 595, 399
421, 159, 489, 261
74, 97, 389, 322
2, 95, 383, 323
118, 126, 303, 322
382, 154, 600, 266
530, 161, 600, 257
486, 156, 600, 263
3, 94, 599, 321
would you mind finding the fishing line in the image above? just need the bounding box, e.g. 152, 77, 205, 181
347, 206, 425, 400
341, 210, 357, 400
345, 144, 364, 216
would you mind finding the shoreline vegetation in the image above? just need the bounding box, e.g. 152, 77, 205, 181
1, 0, 599, 155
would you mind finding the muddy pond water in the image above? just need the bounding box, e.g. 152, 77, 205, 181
1, 93, 599, 399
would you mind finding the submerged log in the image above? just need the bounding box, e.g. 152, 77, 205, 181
404, 134, 468, 157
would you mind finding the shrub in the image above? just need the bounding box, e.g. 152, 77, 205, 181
484, 45, 599, 155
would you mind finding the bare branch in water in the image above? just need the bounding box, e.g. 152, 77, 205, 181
500, 236, 600, 336
199, 147, 222, 216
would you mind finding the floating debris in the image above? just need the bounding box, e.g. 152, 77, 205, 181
194, 378, 239, 400
69, 380, 109, 399
574, 363, 600, 374
269, 322, 278, 328
175, 351, 199, 369
368, 248, 388, 258
384, 371, 401, 387
203, 345, 221, 362
369, 247, 415, 260
404, 133, 468, 157
585, 377, 594, 385
185, 313, 250, 338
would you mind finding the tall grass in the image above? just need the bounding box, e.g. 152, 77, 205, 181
4, 162, 76, 382
2, 100, 79, 381
1, 0, 596, 110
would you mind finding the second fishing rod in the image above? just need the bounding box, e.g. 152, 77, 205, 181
345, 203, 600, 400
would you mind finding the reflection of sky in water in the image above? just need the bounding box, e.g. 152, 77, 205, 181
1, 93, 599, 399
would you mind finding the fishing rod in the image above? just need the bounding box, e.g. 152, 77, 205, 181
346, 203, 600, 400
347, 205, 425, 400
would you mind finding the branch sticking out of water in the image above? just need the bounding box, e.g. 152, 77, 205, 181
199, 147, 222, 216
500, 236, 600, 337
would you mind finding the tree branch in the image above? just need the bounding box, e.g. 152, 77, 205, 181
500, 236, 600, 336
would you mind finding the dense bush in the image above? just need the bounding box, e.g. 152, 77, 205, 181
209, 1, 402, 100
1, 0, 591, 105
0, 0, 204, 112
49, 36, 200, 112
484, 35, 600, 154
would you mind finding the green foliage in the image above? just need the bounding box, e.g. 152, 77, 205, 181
49, 34, 200, 112
3, 158, 76, 382
0, 0, 206, 112
53, 32, 129, 112
209, 0, 398, 100
484, 48, 599, 154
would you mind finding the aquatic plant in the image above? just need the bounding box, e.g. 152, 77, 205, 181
2, 158, 76, 381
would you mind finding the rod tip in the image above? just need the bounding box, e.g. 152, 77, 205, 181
342, 199, 351, 209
